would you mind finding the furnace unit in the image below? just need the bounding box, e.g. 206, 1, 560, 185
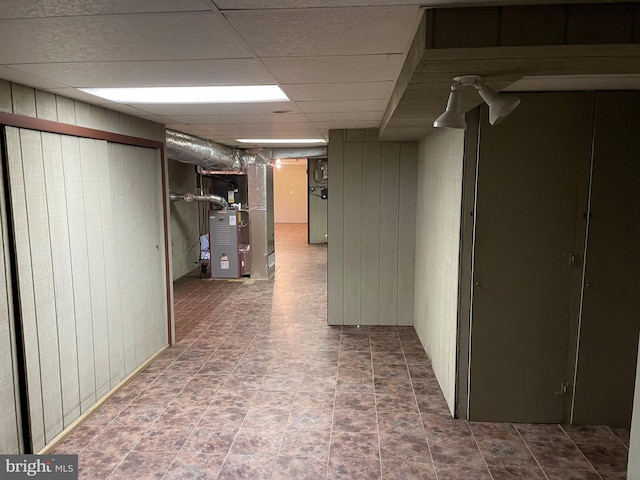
209, 209, 240, 278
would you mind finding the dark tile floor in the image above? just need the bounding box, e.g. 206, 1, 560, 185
54, 224, 630, 479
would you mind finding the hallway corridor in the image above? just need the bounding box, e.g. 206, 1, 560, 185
53, 224, 629, 479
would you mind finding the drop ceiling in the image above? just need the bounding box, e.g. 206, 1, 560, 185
1, 0, 639, 147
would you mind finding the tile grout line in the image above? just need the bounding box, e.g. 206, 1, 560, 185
559, 425, 608, 479
513, 424, 552, 480
467, 423, 496, 480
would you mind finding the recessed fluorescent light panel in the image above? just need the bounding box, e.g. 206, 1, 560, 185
236, 139, 326, 144
80, 85, 290, 104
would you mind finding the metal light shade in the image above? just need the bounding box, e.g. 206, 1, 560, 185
433, 88, 467, 129
477, 83, 521, 125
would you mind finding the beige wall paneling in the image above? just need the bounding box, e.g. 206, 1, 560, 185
113, 143, 145, 372
55, 96, 76, 125
151, 148, 167, 352
0, 80, 12, 113
397, 142, 418, 326
307, 158, 328, 244
168, 159, 199, 281
41, 132, 81, 427
79, 138, 111, 400
105, 110, 121, 135
28, 131, 65, 444
141, 146, 167, 358
135, 146, 154, 362
327, 130, 345, 325
137, 145, 154, 360
109, 143, 136, 375
21, 128, 66, 444
415, 128, 466, 414
378, 143, 400, 325
571, 92, 640, 426
360, 142, 381, 325
5, 127, 46, 451
97, 141, 125, 388
11, 84, 36, 117
328, 130, 418, 326
105, 143, 166, 373
74, 101, 93, 129
90, 105, 107, 132
61, 135, 97, 413
118, 113, 133, 137
108, 144, 166, 368
35, 91, 57, 122
342, 142, 363, 325
0, 128, 22, 453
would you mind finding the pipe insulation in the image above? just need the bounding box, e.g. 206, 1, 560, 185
261, 147, 327, 159
166, 129, 328, 170
169, 191, 229, 209
166, 129, 242, 171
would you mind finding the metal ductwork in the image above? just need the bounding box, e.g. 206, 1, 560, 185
166, 129, 327, 171
259, 147, 327, 159
166, 130, 242, 171
169, 191, 229, 209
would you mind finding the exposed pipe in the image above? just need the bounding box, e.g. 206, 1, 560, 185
261, 147, 327, 159
165, 129, 328, 170
169, 191, 229, 209
166, 130, 242, 171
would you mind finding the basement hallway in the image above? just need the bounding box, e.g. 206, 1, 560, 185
52, 224, 629, 479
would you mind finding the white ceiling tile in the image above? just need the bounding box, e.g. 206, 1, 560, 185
282, 82, 394, 101
12, 59, 276, 88
306, 111, 382, 122
139, 115, 176, 124
0, 0, 214, 19
263, 54, 403, 84
44, 87, 119, 105
217, 131, 323, 139
223, 6, 419, 57
207, 122, 317, 129
0, 66, 68, 89
0, 12, 251, 64
189, 123, 320, 133
164, 113, 310, 124
298, 99, 389, 113
215, 0, 425, 7
312, 120, 379, 129
132, 102, 300, 116
215, 0, 587, 7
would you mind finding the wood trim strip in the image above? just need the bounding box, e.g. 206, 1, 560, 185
0, 111, 162, 149
160, 146, 173, 346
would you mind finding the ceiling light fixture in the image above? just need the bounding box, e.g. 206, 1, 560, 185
236, 139, 326, 144
79, 85, 290, 104
432, 84, 466, 129
433, 75, 521, 129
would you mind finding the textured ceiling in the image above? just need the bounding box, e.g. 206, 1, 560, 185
1, 1, 639, 147
0, 1, 423, 146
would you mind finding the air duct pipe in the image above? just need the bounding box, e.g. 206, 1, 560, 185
166, 129, 242, 171
260, 147, 327, 159
169, 191, 229, 209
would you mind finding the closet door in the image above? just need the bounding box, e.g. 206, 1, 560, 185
468, 93, 593, 423
0, 128, 23, 453
571, 92, 640, 425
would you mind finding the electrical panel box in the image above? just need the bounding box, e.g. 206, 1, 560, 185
209, 209, 240, 278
